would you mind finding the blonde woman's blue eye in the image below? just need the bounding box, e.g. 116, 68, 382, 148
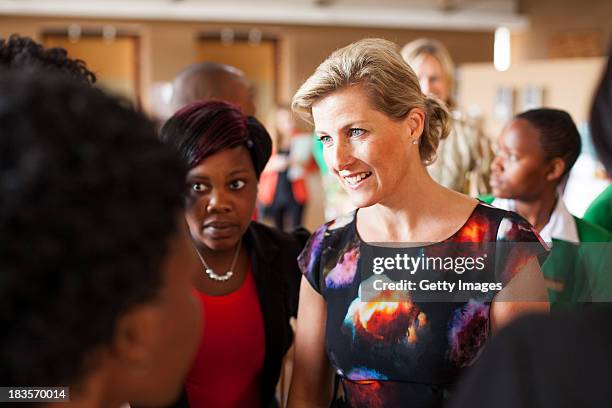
350, 128, 365, 137
318, 135, 332, 145
230, 180, 246, 190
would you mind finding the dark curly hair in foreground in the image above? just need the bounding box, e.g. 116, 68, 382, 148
0, 34, 96, 84
0, 72, 185, 387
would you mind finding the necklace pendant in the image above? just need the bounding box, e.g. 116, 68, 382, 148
205, 268, 234, 282
196, 240, 241, 282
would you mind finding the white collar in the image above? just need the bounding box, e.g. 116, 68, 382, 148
491, 197, 579, 245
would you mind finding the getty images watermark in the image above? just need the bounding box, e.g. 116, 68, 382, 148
358, 242, 551, 302
370, 251, 501, 293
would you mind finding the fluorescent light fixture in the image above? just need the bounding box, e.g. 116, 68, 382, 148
494, 26, 511, 71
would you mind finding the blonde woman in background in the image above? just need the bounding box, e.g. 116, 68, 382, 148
287, 38, 549, 408
402, 38, 493, 195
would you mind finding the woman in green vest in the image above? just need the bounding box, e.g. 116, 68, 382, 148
482, 108, 612, 309
583, 55, 612, 232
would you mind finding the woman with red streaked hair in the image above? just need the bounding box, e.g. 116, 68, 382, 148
160, 100, 309, 408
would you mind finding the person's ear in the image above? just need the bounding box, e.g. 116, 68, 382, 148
111, 303, 162, 376
545, 158, 566, 183
404, 107, 425, 142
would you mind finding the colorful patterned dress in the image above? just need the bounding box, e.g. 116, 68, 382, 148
298, 202, 548, 408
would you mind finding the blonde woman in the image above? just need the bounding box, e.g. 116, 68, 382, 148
402, 38, 492, 195
288, 39, 549, 408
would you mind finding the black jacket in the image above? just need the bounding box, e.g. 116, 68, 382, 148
170, 222, 309, 408
448, 305, 612, 408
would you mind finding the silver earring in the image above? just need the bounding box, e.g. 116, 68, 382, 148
412, 139, 418, 145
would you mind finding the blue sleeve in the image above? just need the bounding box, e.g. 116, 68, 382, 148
297, 223, 327, 295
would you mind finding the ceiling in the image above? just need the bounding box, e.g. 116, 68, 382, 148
0, 0, 527, 31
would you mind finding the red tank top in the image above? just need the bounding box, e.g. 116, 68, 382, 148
186, 266, 265, 408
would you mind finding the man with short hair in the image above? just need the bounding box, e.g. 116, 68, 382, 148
171, 61, 255, 116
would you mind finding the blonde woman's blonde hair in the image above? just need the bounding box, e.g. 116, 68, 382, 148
401, 38, 456, 106
292, 38, 451, 165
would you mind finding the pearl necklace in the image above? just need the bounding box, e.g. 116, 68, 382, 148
195, 240, 241, 282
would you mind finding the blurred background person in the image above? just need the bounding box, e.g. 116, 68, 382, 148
160, 100, 309, 408
448, 54, 612, 408
259, 104, 312, 231
583, 54, 612, 233
171, 61, 255, 116
0, 33, 96, 84
402, 38, 493, 196
0, 72, 201, 407
481, 108, 612, 309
